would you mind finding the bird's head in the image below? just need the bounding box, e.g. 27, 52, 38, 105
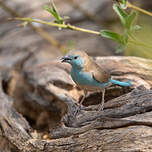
61, 51, 88, 69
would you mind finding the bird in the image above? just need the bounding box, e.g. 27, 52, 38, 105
61, 50, 131, 111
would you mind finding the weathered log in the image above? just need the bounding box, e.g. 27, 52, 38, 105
1, 56, 152, 152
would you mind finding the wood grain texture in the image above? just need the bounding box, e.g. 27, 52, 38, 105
0, 56, 152, 152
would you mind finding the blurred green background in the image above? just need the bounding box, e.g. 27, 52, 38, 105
0, 0, 152, 68
126, 14, 152, 58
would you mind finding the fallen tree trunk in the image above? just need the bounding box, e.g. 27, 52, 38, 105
1, 56, 152, 152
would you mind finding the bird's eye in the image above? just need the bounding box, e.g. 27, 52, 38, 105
74, 56, 78, 59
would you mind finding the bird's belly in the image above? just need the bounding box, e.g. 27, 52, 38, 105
79, 85, 103, 91
71, 70, 102, 91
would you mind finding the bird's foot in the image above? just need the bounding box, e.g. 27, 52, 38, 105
74, 104, 83, 116
98, 104, 104, 111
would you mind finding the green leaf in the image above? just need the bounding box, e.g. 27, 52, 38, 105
126, 11, 136, 30
100, 30, 122, 43
51, 0, 60, 21
44, 5, 53, 13
44, 5, 57, 18
116, 44, 126, 53
131, 25, 141, 31
121, 34, 128, 45
121, 0, 127, 5
120, 0, 127, 9
44, 1, 64, 24
113, 4, 128, 26
51, 0, 58, 13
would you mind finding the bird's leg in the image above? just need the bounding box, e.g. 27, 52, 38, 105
98, 89, 105, 111
79, 90, 87, 106
74, 90, 87, 116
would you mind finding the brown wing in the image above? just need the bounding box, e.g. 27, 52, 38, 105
91, 62, 111, 83
79, 51, 111, 83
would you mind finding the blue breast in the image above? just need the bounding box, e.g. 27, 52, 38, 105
71, 68, 109, 88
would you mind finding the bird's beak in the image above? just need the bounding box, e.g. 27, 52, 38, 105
61, 55, 72, 63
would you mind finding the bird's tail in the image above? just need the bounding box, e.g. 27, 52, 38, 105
110, 78, 131, 87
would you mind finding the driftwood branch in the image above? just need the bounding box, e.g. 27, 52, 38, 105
1, 56, 152, 151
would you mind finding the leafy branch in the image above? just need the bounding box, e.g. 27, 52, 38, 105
12, 0, 152, 53
44, 0, 65, 24
13, 17, 100, 35
100, 3, 143, 53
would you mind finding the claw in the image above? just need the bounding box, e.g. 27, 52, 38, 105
74, 104, 83, 116
98, 104, 104, 111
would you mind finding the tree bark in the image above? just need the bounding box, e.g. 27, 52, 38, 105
1, 56, 152, 152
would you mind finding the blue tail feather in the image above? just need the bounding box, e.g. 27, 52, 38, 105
110, 78, 131, 87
